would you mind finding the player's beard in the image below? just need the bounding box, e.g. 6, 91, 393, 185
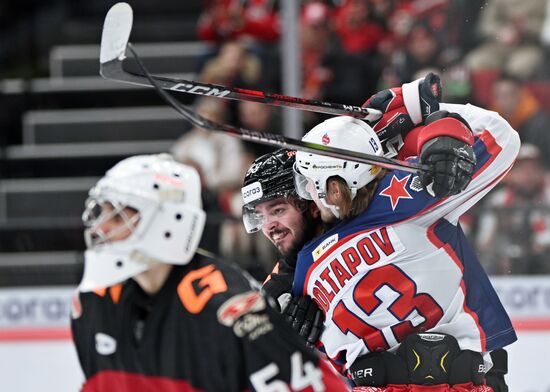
279, 210, 320, 263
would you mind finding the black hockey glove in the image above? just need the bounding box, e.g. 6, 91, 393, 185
485, 349, 509, 392
419, 112, 476, 198
363, 72, 442, 156
282, 295, 324, 348
262, 259, 295, 312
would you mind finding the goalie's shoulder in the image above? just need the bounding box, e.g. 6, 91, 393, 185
174, 256, 278, 341
174, 254, 262, 316
71, 284, 125, 320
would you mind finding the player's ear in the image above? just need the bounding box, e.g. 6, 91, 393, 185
326, 178, 343, 204
309, 202, 320, 219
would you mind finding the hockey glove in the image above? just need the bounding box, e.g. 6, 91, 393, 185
282, 295, 324, 348
362, 72, 442, 157
262, 259, 295, 312
485, 349, 508, 392
419, 111, 476, 198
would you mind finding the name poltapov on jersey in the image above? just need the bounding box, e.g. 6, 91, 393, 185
294, 102, 519, 370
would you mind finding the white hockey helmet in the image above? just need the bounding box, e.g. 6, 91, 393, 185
294, 117, 383, 217
78, 154, 206, 292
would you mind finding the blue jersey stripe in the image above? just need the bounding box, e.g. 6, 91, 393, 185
431, 219, 517, 350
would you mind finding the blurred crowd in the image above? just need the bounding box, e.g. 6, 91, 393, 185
171, 0, 550, 278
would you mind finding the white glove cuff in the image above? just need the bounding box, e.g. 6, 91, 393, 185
402, 78, 423, 125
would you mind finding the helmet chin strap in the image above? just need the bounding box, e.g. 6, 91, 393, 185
320, 197, 341, 219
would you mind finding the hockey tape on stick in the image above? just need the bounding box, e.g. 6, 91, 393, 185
100, 3, 383, 122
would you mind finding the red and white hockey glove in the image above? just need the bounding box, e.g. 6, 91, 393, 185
362, 72, 442, 158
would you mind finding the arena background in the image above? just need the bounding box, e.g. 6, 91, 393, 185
1, 0, 550, 390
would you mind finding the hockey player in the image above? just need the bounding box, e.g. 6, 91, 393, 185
241, 74, 446, 347
292, 103, 519, 389
71, 154, 350, 392
241, 148, 326, 347
241, 149, 324, 300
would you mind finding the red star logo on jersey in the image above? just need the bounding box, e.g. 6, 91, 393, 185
380, 174, 413, 210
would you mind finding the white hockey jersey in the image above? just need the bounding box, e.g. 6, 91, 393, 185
293, 103, 520, 371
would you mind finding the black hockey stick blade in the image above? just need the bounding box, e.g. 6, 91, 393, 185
100, 2, 382, 122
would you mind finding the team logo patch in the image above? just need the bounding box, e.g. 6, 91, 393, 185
322, 133, 330, 145
95, 333, 117, 355
409, 175, 423, 192
379, 174, 413, 210
217, 291, 266, 327
241, 181, 264, 204
312, 233, 339, 261
418, 333, 446, 342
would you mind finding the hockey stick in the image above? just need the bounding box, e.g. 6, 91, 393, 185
127, 42, 429, 174
101, 3, 430, 174
99, 2, 382, 122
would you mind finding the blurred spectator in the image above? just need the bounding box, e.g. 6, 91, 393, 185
300, 1, 334, 100
171, 97, 246, 191
465, 0, 547, 80
333, 0, 388, 55
237, 100, 280, 155
300, 1, 379, 104
489, 75, 550, 168
375, 1, 456, 57
200, 40, 262, 86
171, 97, 274, 277
476, 144, 550, 275
238, 100, 280, 132
445, 0, 486, 52
197, 0, 279, 45
390, 20, 447, 84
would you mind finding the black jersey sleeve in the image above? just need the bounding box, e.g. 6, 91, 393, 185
210, 266, 349, 392
70, 289, 113, 380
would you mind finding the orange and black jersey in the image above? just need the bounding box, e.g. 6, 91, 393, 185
71, 254, 349, 392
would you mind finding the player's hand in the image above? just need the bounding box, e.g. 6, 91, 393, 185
282, 295, 324, 348
419, 112, 476, 198
362, 73, 442, 156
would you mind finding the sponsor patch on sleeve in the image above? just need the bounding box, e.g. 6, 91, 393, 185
217, 291, 273, 340
217, 291, 266, 327
312, 234, 339, 261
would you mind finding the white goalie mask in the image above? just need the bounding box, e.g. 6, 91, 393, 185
78, 154, 206, 292
294, 117, 383, 218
